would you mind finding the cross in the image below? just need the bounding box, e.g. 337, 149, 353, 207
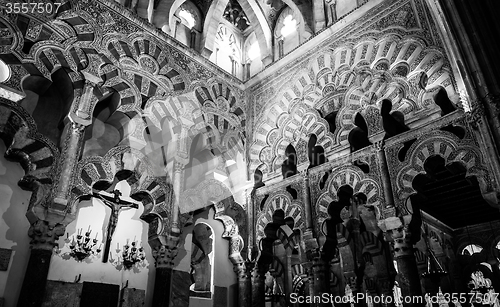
92, 189, 141, 263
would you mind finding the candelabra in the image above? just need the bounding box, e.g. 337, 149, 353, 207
67, 227, 102, 261
121, 240, 146, 270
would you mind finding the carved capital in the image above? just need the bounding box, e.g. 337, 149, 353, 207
379, 215, 415, 258
233, 261, 247, 280
373, 140, 385, 151
152, 244, 178, 268
174, 161, 185, 173
28, 220, 66, 250
466, 98, 486, 129
344, 272, 358, 291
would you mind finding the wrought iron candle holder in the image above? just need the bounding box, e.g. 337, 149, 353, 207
67, 227, 102, 261
121, 239, 145, 270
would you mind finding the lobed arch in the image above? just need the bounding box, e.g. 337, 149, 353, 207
395, 132, 496, 210
256, 192, 305, 249
269, 103, 334, 171
0, 9, 96, 69
249, 34, 457, 177
97, 63, 142, 113
334, 75, 416, 144
100, 33, 188, 94
193, 79, 246, 129
70, 146, 172, 218
316, 166, 382, 234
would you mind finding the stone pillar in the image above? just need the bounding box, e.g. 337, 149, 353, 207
151, 241, 179, 307
233, 262, 250, 307
310, 249, 328, 306
251, 264, 266, 307
17, 220, 65, 307
51, 121, 86, 211
172, 162, 184, 236
380, 216, 423, 307
375, 141, 395, 209
378, 278, 396, 307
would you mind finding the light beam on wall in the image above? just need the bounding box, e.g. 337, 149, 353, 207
179, 9, 196, 29
0, 60, 9, 83
248, 42, 260, 61
281, 15, 297, 38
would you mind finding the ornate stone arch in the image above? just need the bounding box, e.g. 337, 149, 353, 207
256, 191, 305, 248
0, 98, 59, 218
180, 179, 245, 266
316, 165, 382, 234
395, 132, 497, 210
249, 34, 458, 180
193, 79, 245, 127
70, 146, 173, 234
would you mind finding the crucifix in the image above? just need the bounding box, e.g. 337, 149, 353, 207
92, 189, 141, 263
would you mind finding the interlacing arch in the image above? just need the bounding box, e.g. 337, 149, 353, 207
70, 146, 173, 235
256, 191, 305, 247
396, 132, 496, 208
252, 97, 334, 175
316, 166, 382, 232
250, 34, 458, 177
99, 33, 188, 99
180, 179, 245, 265
193, 80, 246, 129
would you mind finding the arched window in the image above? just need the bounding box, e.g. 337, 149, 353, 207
173, 2, 202, 49
244, 33, 262, 79
211, 24, 241, 77
461, 244, 483, 256
274, 7, 300, 58
0, 59, 10, 83
190, 223, 215, 296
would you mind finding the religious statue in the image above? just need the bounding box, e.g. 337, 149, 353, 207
92, 189, 141, 263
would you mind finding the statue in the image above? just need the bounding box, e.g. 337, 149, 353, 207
92, 189, 141, 263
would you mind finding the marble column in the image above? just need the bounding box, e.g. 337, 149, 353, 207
151, 242, 179, 307
17, 220, 65, 307
233, 262, 250, 307
381, 217, 423, 307
51, 121, 86, 211
251, 264, 266, 307
311, 249, 329, 306
375, 141, 395, 209
172, 162, 184, 236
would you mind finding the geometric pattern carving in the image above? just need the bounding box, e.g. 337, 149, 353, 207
256, 192, 305, 247
70, 146, 173, 234
251, 32, 456, 177
395, 132, 492, 209
316, 165, 382, 232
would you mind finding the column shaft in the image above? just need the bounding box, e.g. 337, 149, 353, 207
52, 122, 85, 210
152, 267, 173, 307
17, 220, 65, 307
393, 237, 423, 307
17, 249, 53, 307
251, 266, 266, 307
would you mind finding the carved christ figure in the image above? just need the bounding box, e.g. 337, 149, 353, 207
93, 189, 141, 263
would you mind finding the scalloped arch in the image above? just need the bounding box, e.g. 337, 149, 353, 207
396, 133, 495, 208
250, 34, 456, 178
256, 192, 305, 248
316, 166, 382, 232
